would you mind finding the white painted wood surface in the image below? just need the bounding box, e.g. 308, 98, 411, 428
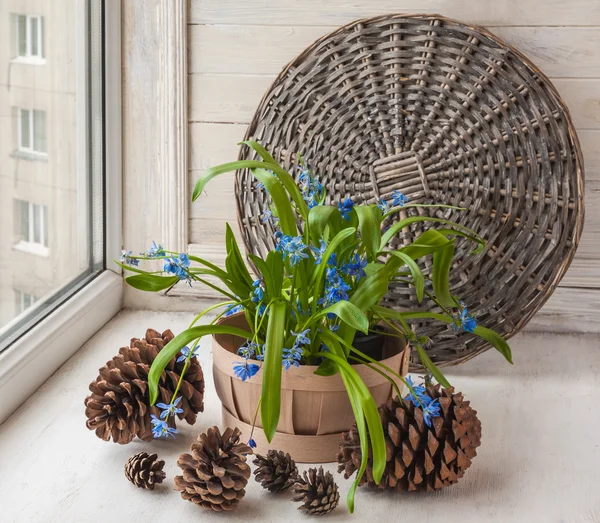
1, 310, 600, 522
181, 1, 600, 324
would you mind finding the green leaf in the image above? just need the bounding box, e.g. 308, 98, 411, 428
473, 325, 513, 364
395, 229, 454, 260
251, 168, 298, 237
115, 260, 149, 274
435, 228, 486, 254
239, 139, 278, 166
354, 205, 381, 262
225, 223, 254, 290
380, 216, 483, 251
266, 250, 284, 296
148, 325, 254, 404
432, 241, 456, 307
312, 301, 369, 334
414, 343, 451, 388
389, 251, 425, 302
308, 205, 336, 245
125, 274, 179, 292
261, 300, 287, 442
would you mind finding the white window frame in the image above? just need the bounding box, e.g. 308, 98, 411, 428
13, 200, 49, 256
0, 2, 123, 425
13, 14, 45, 64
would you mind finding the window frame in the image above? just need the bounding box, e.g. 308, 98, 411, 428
13, 13, 45, 64
0, 1, 123, 425
17, 108, 47, 156
13, 199, 49, 256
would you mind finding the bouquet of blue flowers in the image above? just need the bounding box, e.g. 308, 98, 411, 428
119, 140, 511, 512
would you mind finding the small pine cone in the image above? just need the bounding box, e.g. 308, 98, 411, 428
174, 426, 252, 511
84, 328, 205, 444
291, 467, 340, 516
337, 385, 482, 492
253, 450, 298, 493
124, 452, 166, 490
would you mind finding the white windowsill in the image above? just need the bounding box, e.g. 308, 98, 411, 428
13, 241, 50, 257
0, 310, 598, 521
11, 149, 48, 162
11, 56, 46, 66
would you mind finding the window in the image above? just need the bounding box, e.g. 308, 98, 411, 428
18, 108, 47, 155
14, 199, 48, 251
14, 290, 37, 315
13, 14, 45, 60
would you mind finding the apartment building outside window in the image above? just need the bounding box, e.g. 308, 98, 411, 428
14, 290, 37, 315
18, 108, 47, 155
14, 199, 49, 254
13, 14, 45, 61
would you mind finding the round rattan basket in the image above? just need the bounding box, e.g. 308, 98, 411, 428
234, 14, 584, 367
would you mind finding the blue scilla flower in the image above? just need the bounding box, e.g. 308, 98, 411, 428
391, 190, 409, 208
422, 398, 441, 428
261, 208, 278, 225
252, 279, 265, 302
275, 231, 292, 253
341, 255, 367, 281
327, 252, 337, 266
377, 198, 391, 213
151, 415, 178, 438
177, 345, 200, 363
156, 396, 184, 419
164, 253, 191, 280
233, 361, 260, 381
322, 278, 351, 305
282, 348, 301, 371
237, 340, 260, 359
144, 241, 165, 258
452, 302, 477, 333
119, 250, 139, 267
224, 303, 244, 317
405, 376, 428, 406
311, 240, 327, 264
284, 236, 309, 266
292, 328, 311, 346
248, 438, 257, 449
257, 303, 267, 317
338, 197, 354, 221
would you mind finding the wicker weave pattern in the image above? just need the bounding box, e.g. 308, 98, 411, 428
235, 14, 584, 367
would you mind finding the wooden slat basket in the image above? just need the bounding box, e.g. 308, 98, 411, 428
234, 14, 585, 368
212, 313, 410, 463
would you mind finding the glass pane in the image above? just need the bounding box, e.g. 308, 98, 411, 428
33, 110, 46, 153
30, 17, 39, 56
0, 2, 105, 351
20, 109, 30, 148
17, 15, 26, 57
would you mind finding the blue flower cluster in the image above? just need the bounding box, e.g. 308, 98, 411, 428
376, 198, 391, 213
391, 190, 409, 208
252, 279, 265, 303
233, 339, 260, 381
261, 208, 278, 225
224, 303, 244, 317
340, 254, 367, 281
119, 250, 139, 267
176, 345, 200, 363
404, 376, 441, 428
282, 328, 311, 371
298, 165, 323, 208
151, 396, 184, 438
275, 232, 309, 266
164, 253, 191, 282
319, 267, 351, 306
452, 302, 477, 333
144, 241, 165, 258
338, 197, 354, 221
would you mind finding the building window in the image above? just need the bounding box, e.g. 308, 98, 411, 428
14, 290, 38, 315
14, 14, 45, 60
18, 109, 47, 155
14, 199, 48, 250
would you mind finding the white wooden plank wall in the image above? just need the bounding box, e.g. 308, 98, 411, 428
184, 0, 600, 327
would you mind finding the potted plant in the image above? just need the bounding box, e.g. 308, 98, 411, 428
119, 141, 511, 512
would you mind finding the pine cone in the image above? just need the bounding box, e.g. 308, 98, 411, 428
337, 385, 482, 492
174, 426, 252, 511
291, 467, 340, 515
253, 450, 298, 493
124, 452, 166, 490
84, 328, 205, 444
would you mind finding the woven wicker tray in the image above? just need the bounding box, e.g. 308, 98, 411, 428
234, 14, 584, 367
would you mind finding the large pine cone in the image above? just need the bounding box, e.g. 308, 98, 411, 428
337, 385, 481, 492
124, 452, 166, 490
291, 467, 340, 515
174, 426, 252, 511
84, 328, 205, 444
253, 450, 298, 493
